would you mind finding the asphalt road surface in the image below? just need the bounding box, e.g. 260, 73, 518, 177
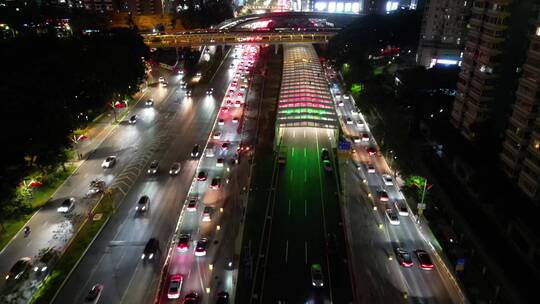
53, 47, 240, 304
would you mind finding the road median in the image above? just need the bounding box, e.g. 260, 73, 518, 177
30, 192, 115, 304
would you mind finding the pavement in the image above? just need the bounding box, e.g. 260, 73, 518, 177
325, 61, 467, 304
153, 44, 264, 304
51, 47, 243, 304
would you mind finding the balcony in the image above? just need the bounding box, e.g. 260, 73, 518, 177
512, 100, 539, 118
479, 44, 502, 57
450, 109, 463, 125
524, 62, 540, 75
516, 84, 540, 104
473, 68, 497, 80
469, 17, 483, 27
471, 78, 494, 91
456, 81, 468, 93
483, 21, 508, 32
468, 88, 493, 103
509, 113, 532, 130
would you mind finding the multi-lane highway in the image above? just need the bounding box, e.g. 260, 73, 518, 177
52, 46, 250, 304
155, 45, 262, 304
325, 62, 466, 303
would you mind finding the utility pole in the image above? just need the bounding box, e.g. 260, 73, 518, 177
417, 177, 427, 223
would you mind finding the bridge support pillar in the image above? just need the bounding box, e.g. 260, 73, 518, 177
274, 44, 279, 55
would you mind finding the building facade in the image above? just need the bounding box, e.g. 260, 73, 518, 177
501, 11, 540, 199
416, 0, 472, 68
450, 0, 538, 141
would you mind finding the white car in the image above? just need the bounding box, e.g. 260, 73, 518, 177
356, 120, 364, 127
158, 76, 165, 83
352, 136, 361, 143
345, 117, 353, 125
101, 156, 116, 168
169, 162, 181, 175
205, 146, 215, 157
218, 119, 225, 126
366, 164, 376, 173
343, 94, 350, 100
382, 174, 393, 186
145, 99, 154, 106
216, 158, 224, 167
351, 108, 359, 115
213, 131, 221, 139
396, 201, 409, 216
386, 209, 400, 225
338, 100, 344, 107
57, 198, 75, 213
232, 117, 239, 124
361, 133, 370, 142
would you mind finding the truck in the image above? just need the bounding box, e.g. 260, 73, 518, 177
278, 145, 288, 164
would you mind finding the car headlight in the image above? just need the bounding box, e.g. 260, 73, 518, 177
147, 170, 151, 173
5, 275, 9, 280
41, 266, 47, 272
141, 254, 145, 259
149, 253, 154, 259
142, 206, 146, 210
34, 266, 39, 272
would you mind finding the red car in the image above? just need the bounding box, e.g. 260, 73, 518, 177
366, 147, 377, 156
378, 190, 389, 202
177, 234, 190, 252
197, 171, 207, 181
416, 250, 434, 270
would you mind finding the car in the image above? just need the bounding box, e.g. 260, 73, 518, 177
361, 133, 370, 142
321, 148, 330, 161
232, 117, 239, 124
141, 238, 159, 261
169, 162, 181, 175
218, 118, 225, 126
216, 291, 229, 304
396, 248, 413, 267
352, 136, 361, 143
338, 100, 344, 107
385, 209, 400, 225
367, 147, 378, 156
367, 163, 376, 173
234, 100, 242, 107
213, 131, 221, 139
147, 160, 159, 174
135, 195, 149, 212
186, 90, 192, 97
382, 174, 393, 186
177, 234, 191, 252
5, 257, 31, 281
237, 92, 244, 97
343, 94, 350, 100
205, 146, 215, 157
167, 274, 183, 299
345, 117, 353, 125
310, 264, 324, 287
197, 171, 207, 181
202, 206, 213, 222
396, 201, 409, 216
210, 177, 222, 189
191, 144, 200, 157
356, 120, 364, 127
216, 158, 224, 167
195, 238, 208, 256
415, 250, 434, 270
221, 142, 230, 150
186, 198, 198, 212
221, 106, 229, 113
129, 115, 137, 124
206, 88, 214, 95
57, 197, 75, 213
240, 85, 247, 92
158, 76, 165, 83
161, 81, 168, 87
84, 284, 104, 303
324, 161, 333, 172
351, 108, 359, 115
101, 156, 117, 168
145, 99, 154, 106
229, 63, 235, 69
196, 72, 202, 77
379, 190, 389, 202
182, 292, 200, 303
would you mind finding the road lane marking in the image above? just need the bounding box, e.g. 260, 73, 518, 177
292, 147, 295, 157
288, 199, 291, 215
304, 200, 307, 216
304, 147, 307, 158
293, 130, 296, 138
305, 241, 308, 264
285, 240, 288, 263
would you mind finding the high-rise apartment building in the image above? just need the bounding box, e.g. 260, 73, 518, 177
450, 0, 538, 141
501, 11, 540, 198
116, 0, 164, 15
416, 0, 472, 68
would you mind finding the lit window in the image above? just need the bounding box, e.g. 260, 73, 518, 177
534, 140, 540, 149
536, 27, 540, 36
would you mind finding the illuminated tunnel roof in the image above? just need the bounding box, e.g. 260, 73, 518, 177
277, 44, 338, 128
